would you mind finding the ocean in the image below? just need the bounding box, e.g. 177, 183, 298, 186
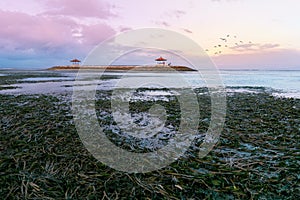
0, 69, 299, 98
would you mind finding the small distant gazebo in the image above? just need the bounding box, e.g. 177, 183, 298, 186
155, 56, 167, 65
70, 59, 81, 66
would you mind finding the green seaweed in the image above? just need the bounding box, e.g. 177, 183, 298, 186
0, 85, 299, 199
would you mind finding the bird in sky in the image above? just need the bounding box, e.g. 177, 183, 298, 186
208, 34, 256, 56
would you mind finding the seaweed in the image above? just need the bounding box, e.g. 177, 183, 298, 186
0, 87, 299, 199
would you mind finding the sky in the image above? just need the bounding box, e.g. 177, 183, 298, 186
0, 0, 300, 69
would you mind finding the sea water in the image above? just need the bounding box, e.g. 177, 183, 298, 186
0, 70, 299, 98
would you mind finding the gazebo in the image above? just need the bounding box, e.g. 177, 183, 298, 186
155, 56, 167, 65
70, 59, 81, 66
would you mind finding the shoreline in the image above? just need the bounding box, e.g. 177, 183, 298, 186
0, 70, 299, 99
47, 65, 197, 71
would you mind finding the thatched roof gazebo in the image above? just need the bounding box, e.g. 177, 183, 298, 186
155, 56, 167, 65
155, 56, 167, 61
70, 59, 81, 66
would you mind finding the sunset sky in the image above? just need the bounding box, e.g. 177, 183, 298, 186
0, 0, 300, 69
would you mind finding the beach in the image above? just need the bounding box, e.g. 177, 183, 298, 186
0, 70, 299, 199
2, 0, 300, 198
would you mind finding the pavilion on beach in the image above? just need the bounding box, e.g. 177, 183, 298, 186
70, 59, 81, 66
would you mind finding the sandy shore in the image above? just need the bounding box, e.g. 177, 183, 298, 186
47, 65, 196, 71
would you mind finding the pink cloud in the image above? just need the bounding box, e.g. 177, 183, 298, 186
164, 9, 186, 20
0, 10, 77, 49
155, 21, 170, 27
230, 43, 280, 52
260, 43, 280, 50
173, 10, 186, 18
182, 28, 193, 34
0, 1, 117, 68
42, 0, 115, 19
119, 26, 132, 32
0, 9, 116, 52
81, 23, 115, 45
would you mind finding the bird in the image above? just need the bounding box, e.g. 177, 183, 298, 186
219, 51, 222, 54
205, 49, 209, 52
235, 43, 239, 46
227, 34, 230, 37
225, 45, 228, 47
218, 44, 222, 47
240, 41, 243, 43
220, 38, 227, 42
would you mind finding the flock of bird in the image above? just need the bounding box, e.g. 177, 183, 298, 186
205, 34, 253, 55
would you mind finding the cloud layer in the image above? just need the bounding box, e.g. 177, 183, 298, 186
230, 43, 280, 52
0, 0, 116, 68
42, 0, 115, 18
213, 49, 300, 69
0, 0, 299, 69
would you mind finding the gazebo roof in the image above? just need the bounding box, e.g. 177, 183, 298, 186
155, 56, 167, 61
70, 59, 81, 62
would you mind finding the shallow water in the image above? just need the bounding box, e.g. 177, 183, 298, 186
21, 77, 74, 81
221, 70, 300, 96
0, 70, 299, 98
